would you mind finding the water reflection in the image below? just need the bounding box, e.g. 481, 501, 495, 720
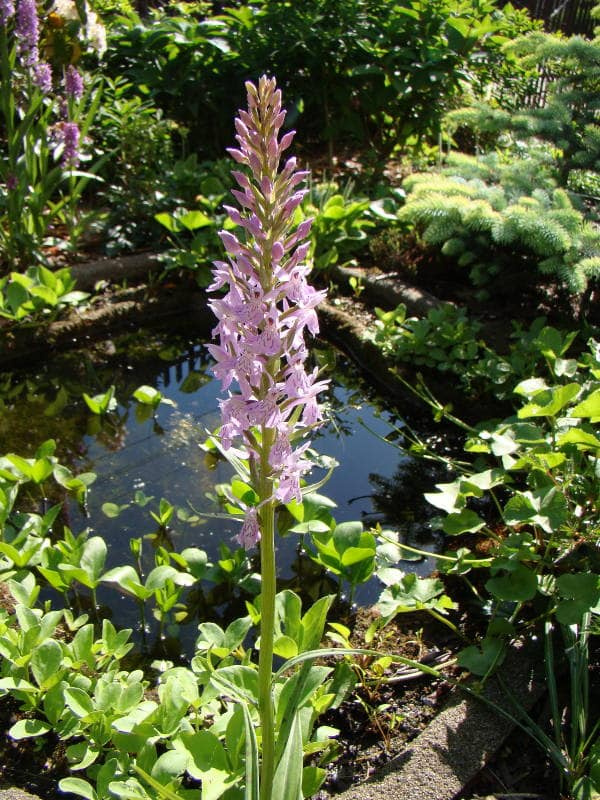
0, 325, 446, 657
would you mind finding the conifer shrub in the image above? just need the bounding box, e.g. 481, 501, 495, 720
399, 149, 600, 294
400, 14, 600, 300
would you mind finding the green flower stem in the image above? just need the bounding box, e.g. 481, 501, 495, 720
378, 534, 491, 567
258, 427, 276, 800
426, 607, 467, 641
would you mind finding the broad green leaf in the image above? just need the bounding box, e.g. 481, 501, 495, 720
458, 637, 505, 676
300, 594, 334, 653
424, 480, 463, 513
44, 387, 70, 417
273, 635, 298, 659
82, 386, 116, 415
570, 388, 600, 419
30, 458, 54, 484
517, 383, 580, 419
101, 566, 147, 599
276, 666, 332, 729
486, 564, 538, 602
58, 777, 98, 800
443, 509, 485, 535
302, 766, 327, 798
224, 615, 253, 652
378, 574, 455, 619
272, 711, 303, 800
504, 488, 568, 533
179, 210, 213, 230
150, 750, 188, 783
31, 639, 63, 689
173, 730, 235, 800
0, 677, 36, 693
555, 573, 600, 624
514, 377, 548, 398
116, 682, 145, 714
145, 565, 194, 591
557, 428, 600, 450
155, 212, 180, 232
210, 666, 259, 707
109, 776, 152, 799
133, 385, 160, 405
5, 453, 33, 479
490, 432, 519, 456
10, 718, 52, 739
81, 536, 108, 581
66, 741, 100, 770
28, 284, 57, 305
340, 545, 375, 567
332, 521, 363, 550
101, 502, 129, 518
64, 686, 95, 718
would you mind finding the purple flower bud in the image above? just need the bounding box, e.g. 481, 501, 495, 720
232, 170, 251, 190
0, 0, 15, 25
218, 230, 243, 255
231, 188, 255, 210
62, 121, 80, 167
283, 190, 307, 216
226, 148, 247, 165
64, 65, 84, 100
273, 110, 286, 131
33, 61, 52, 94
279, 131, 295, 153
272, 241, 284, 262
6, 174, 18, 191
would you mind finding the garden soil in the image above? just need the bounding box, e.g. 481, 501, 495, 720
324, 639, 542, 800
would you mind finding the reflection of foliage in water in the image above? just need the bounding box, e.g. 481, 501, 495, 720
0, 327, 212, 454
311, 343, 392, 440
369, 459, 445, 535
367, 424, 464, 545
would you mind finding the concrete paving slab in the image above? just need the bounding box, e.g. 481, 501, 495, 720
329, 640, 542, 800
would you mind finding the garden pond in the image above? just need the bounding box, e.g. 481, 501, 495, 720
0, 319, 446, 660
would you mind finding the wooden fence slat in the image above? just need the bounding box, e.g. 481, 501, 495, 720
511, 0, 595, 36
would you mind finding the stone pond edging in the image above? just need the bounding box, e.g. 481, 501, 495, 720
327, 639, 542, 800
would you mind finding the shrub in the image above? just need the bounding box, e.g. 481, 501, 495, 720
399, 148, 600, 295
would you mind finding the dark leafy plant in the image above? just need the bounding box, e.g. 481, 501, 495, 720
104, 0, 539, 159
0, 265, 88, 322
383, 334, 600, 795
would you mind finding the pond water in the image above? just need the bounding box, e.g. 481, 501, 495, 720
0, 319, 445, 658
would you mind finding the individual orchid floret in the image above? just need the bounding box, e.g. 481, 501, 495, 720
208, 75, 328, 549
237, 507, 260, 549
